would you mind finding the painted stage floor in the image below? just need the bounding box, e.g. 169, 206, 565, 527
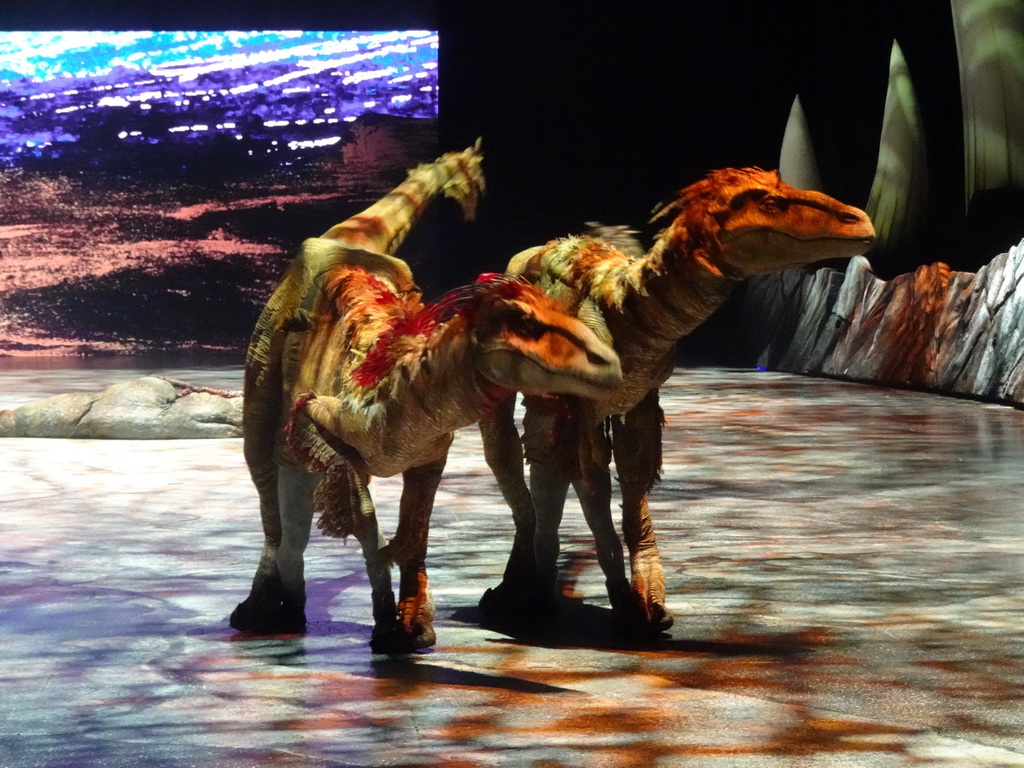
1, 366, 1023, 767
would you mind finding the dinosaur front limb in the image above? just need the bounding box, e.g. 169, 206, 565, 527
611, 390, 673, 633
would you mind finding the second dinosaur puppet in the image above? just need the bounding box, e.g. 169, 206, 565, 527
479, 168, 876, 633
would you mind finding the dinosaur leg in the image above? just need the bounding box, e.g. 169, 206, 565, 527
231, 462, 318, 632
231, 457, 285, 631
480, 397, 570, 618
371, 457, 447, 653
570, 435, 631, 620
233, 318, 299, 632
528, 459, 570, 613
478, 396, 541, 615
611, 390, 673, 633
274, 463, 320, 631
336, 469, 397, 652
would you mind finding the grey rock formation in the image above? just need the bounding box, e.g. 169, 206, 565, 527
0, 376, 243, 439
739, 237, 1024, 405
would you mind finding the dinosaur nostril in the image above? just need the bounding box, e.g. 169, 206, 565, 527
837, 211, 862, 225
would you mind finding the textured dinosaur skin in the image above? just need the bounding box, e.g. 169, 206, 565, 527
230, 143, 622, 653
479, 168, 876, 633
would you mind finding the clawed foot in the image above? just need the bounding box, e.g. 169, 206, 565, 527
607, 579, 673, 636
368, 587, 436, 654
230, 594, 307, 634
478, 578, 557, 621
611, 600, 673, 636
369, 619, 436, 654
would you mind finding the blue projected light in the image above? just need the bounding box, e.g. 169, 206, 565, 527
0, 30, 439, 164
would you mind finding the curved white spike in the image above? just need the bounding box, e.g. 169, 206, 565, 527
951, 0, 1024, 206
865, 40, 928, 258
779, 94, 824, 192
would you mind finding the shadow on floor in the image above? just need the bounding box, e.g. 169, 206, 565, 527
450, 598, 822, 658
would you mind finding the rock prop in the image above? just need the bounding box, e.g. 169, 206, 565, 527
0, 376, 243, 439
738, 236, 1024, 405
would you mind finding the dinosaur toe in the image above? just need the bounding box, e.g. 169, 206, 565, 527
229, 597, 307, 634
369, 620, 436, 654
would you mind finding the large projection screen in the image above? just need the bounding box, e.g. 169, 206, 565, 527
0, 30, 439, 357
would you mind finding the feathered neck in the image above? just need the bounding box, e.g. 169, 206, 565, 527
284, 272, 530, 476
348, 273, 529, 392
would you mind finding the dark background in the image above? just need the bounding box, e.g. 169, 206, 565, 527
2, 0, 1016, 291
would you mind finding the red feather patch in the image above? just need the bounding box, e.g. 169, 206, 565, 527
351, 274, 531, 389
365, 273, 400, 307
284, 394, 332, 473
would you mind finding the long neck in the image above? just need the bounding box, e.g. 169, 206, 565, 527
553, 231, 739, 359
318, 149, 479, 255
615, 229, 738, 345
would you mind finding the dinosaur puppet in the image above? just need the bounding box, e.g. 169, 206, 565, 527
479, 167, 876, 633
230, 142, 622, 653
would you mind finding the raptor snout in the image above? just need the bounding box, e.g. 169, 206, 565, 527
476, 320, 622, 400
829, 202, 877, 246
720, 188, 877, 274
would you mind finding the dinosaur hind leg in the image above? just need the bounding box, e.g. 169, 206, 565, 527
479, 398, 538, 615
229, 535, 286, 631
528, 459, 570, 612
274, 463, 320, 631
370, 456, 446, 653
611, 390, 673, 634
571, 450, 630, 617
231, 457, 283, 631
231, 461, 316, 632
328, 469, 399, 653
313, 461, 408, 651
479, 398, 568, 619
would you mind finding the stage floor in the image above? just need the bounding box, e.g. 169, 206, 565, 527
1, 367, 1023, 767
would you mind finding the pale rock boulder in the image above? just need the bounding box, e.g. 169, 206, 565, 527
0, 376, 242, 439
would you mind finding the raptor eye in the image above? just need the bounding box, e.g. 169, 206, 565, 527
508, 313, 548, 339
758, 195, 788, 213
730, 189, 767, 210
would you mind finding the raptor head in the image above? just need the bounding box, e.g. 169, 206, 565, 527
467, 275, 622, 399
654, 168, 876, 276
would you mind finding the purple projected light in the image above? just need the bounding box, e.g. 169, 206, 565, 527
0, 31, 438, 166
0, 31, 439, 357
